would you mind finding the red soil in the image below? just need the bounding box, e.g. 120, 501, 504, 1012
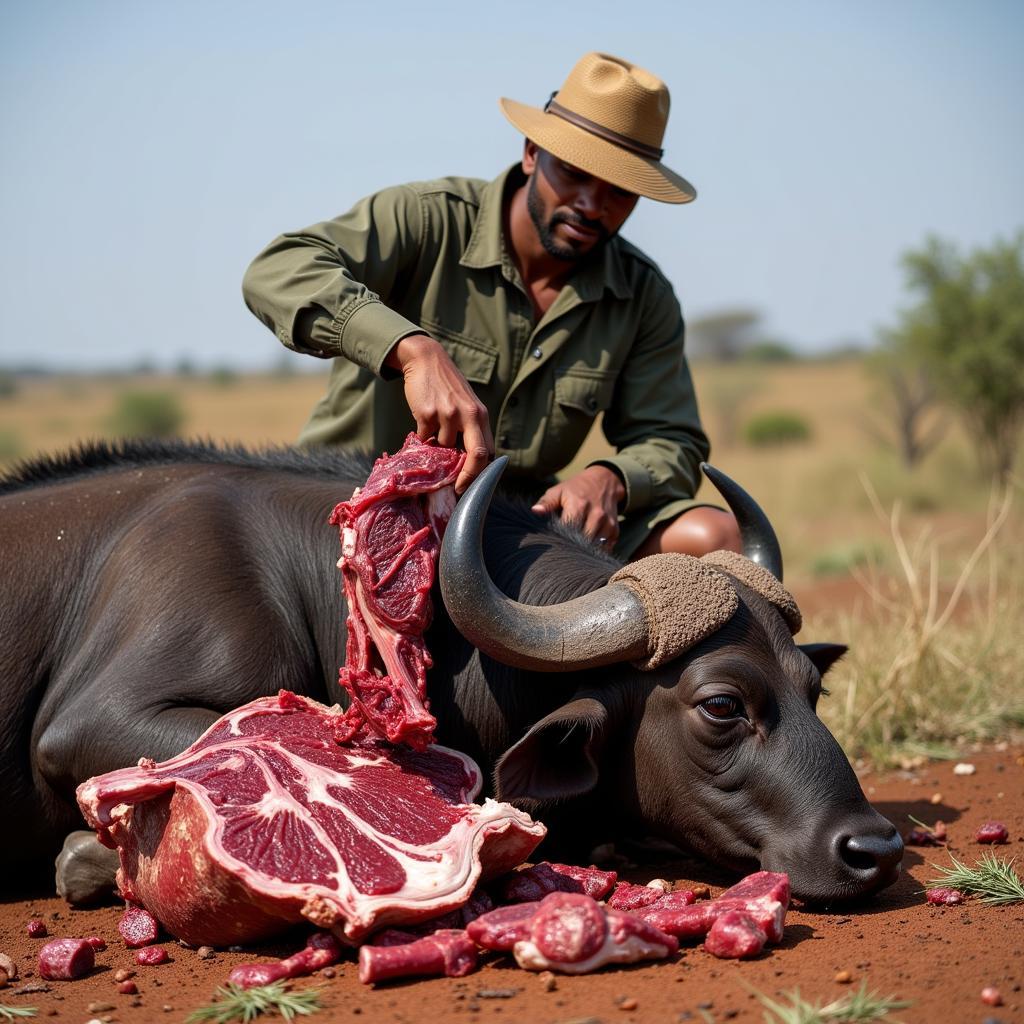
1, 749, 1022, 1023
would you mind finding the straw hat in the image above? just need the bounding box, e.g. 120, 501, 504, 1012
500, 52, 696, 205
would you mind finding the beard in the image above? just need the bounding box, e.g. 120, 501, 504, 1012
526, 173, 610, 262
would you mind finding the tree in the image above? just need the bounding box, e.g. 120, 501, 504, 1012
688, 308, 762, 362
865, 327, 946, 469
892, 233, 1024, 480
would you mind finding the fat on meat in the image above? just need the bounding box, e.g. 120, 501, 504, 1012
77, 691, 545, 946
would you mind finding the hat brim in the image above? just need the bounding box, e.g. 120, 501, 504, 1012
500, 98, 696, 205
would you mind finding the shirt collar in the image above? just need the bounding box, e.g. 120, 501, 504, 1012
460, 164, 634, 301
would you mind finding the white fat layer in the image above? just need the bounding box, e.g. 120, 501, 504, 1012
104, 727, 540, 938
514, 931, 673, 974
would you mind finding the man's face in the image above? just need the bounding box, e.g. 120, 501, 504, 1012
524, 144, 639, 262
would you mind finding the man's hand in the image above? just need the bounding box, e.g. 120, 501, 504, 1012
531, 465, 626, 547
386, 333, 494, 493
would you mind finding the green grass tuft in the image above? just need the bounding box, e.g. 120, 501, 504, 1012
0, 1006, 37, 1021
927, 852, 1024, 904
747, 980, 911, 1023
185, 982, 323, 1023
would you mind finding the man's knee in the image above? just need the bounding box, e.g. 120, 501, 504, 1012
634, 507, 742, 559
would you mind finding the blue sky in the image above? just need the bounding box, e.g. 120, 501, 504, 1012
1, 0, 1022, 370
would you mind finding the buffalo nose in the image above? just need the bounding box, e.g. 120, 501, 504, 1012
837, 829, 904, 881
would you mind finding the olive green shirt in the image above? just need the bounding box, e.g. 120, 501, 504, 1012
242, 165, 709, 516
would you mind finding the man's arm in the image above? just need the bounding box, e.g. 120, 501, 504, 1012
242, 186, 492, 491
533, 275, 709, 543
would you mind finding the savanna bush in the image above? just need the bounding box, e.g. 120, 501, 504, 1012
108, 391, 185, 438
743, 411, 811, 446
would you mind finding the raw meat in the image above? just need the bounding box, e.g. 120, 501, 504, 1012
77, 691, 545, 946
135, 945, 168, 965
636, 871, 789, 943
38, 938, 95, 980
703, 910, 767, 959
925, 887, 966, 905
118, 904, 159, 948
975, 821, 1009, 844
359, 928, 478, 983
230, 932, 344, 989
607, 881, 694, 912
468, 892, 678, 974
499, 861, 618, 902
329, 434, 465, 750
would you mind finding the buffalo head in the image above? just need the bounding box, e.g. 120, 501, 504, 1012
439, 460, 902, 904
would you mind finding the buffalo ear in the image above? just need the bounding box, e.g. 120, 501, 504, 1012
495, 697, 608, 810
799, 642, 848, 677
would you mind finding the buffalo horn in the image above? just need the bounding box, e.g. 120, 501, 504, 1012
439, 457, 650, 671
700, 462, 784, 580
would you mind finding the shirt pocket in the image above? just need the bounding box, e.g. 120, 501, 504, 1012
421, 319, 497, 385
540, 367, 618, 472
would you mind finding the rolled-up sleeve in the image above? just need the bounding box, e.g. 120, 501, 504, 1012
591, 276, 710, 513
242, 186, 426, 376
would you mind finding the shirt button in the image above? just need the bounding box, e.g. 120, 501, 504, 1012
532, 347, 542, 359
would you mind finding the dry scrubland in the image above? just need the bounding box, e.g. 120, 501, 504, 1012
1, 358, 1021, 766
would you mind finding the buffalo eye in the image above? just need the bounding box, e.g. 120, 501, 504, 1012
698, 695, 745, 722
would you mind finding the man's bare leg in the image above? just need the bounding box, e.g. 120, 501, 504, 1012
631, 507, 742, 560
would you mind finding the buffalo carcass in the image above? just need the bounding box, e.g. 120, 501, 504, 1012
0, 440, 902, 904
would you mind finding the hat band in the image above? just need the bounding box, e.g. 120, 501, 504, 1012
543, 93, 665, 162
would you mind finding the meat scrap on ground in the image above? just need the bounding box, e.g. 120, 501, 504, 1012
359, 928, 478, 984
467, 892, 678, 974
77, 691, 544, 946
607, 881, 694, 912
230, 932, 344, 989
703, 909, 768, 959
636, 871, 789, 946
499, 861, 618, 902
329, 434, 465, 750
38, 938, 95, 980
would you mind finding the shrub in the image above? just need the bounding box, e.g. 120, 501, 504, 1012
209, 366, 239, 388
0, 372, 17, 399
743, 411, 811, 446
107, 391, 185, 438
0, 428, 22, 462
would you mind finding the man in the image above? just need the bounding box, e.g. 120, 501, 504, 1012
243, 52, 740, 560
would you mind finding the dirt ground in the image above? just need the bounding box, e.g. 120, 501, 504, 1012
2, 750, 1021, 1024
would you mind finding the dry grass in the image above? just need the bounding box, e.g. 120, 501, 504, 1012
2, 359, 1022, 765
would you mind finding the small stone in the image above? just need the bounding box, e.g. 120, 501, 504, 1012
87, 1001, 115, 1013
646, 878, 672, 892
320, 966, 336, 978
538, 971, 557, 992
981, 987, 1003, 1006
953, 762, 976, 775
118, 980, 138, 995
690, 885, 710, 900
929, 792, 943, 804
196, 946, 215, 960
227, 945, 244, 953
618, 997, 638, 1011
162, 1004, 174, 1012
0, 953, 17, 981
834, 970, 853, 983
113, 968, 134, 982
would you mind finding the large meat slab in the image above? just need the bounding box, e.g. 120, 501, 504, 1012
77, 692, 544, 946
329, 434, 464, 750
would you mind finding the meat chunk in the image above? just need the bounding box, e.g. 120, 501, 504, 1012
230, 932, 344, 989
38, 938, 95, 980
330, 434, 465, 750
77, 692, 544, 946
468, 892, 678, 974
358, 928, 478, 983
703, 910, 767, 959
499, 862, 618, 903
118, 904, 159, 948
